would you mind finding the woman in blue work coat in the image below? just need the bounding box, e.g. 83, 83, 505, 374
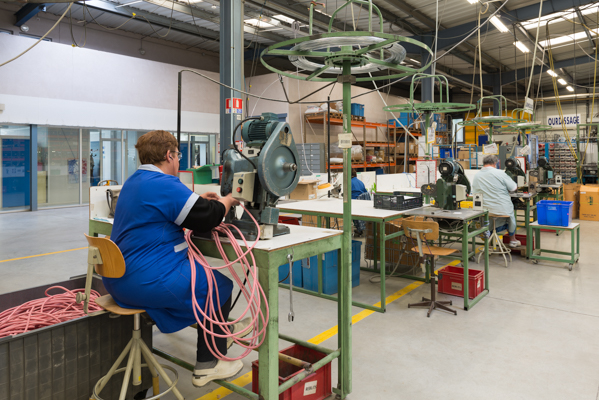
103, 130, 250, 387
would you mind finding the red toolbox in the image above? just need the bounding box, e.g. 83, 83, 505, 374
437, 266, 484, 299
251, 344, 332, 400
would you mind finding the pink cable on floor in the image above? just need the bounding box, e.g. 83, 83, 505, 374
185, 204, 269, 361
0, 286, 103, 339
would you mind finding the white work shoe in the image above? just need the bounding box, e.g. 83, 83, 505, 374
192, 359, 243, 387
509, 239, 522, 248
227, 317, 253, 349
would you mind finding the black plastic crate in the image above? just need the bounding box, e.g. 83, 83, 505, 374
0, 277, 153, 400
373, 193, 423, 211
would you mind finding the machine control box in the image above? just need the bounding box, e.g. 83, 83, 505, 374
455, 184, 467, 202
232, 171, 256, 202
472, 193, 484, 211
242, 147, 259, 158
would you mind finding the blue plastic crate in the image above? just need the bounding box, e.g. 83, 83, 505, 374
351, 103, 364, 117
302, 241, 362, 295
278, 260, 303, 287
537, 200, 573, 227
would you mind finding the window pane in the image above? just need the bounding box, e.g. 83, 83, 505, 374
1, 125, 31, 211
100, 130, 122, 184
38, 126, 80, 207
125, 130, 145, 180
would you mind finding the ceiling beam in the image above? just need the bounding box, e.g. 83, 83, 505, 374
575, 7, 598, 49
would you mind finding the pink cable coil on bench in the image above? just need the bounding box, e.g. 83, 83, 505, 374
0, 286, 103, 338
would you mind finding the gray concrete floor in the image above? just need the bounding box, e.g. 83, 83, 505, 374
1, 207, 598, 400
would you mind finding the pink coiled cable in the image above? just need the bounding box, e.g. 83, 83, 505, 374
0, 286, 103, 339
185, 204, 269, 361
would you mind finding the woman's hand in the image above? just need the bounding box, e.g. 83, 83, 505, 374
201, 192, 220, 201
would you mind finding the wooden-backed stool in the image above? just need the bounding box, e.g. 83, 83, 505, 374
477, 214, 511, 268
403, 219, 458, 317
82, 234, 185, 400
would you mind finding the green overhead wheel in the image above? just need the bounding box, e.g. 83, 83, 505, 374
383, 74, 476, 157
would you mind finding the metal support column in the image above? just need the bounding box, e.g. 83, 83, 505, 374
30, 124, 37, 211
339, 59, 353, 397
421, 38, 434, 157
219, 0, 244, 158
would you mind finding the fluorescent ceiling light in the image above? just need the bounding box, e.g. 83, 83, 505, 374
547, 69, 558, 77
409, 58, 420, 64
521, 6, 599, 30
245, 18, 274, 28
540, 31, 596, 47
315, 9, 332, 17
467, 0, 478, 4
513, 41, 530, 53
558, 78, 567, 85
273, 14, 294, 24
490, 16, 509, 33
115, 0, 143, 7
567, 86, 574, 92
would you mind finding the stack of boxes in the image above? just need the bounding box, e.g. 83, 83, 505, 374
548, 143, 577, 181
454, 148, 483, 170
363, 220, 419, 268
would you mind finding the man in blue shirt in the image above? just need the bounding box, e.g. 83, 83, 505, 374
105, 130, 249, 387
472, 155, 521, 247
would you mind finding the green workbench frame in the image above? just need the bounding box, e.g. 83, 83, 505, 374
402, 209, 490, 310
537, 186, 564, 201
89, 223, 352, 399
528, 221, 580, 271
277, 207, 408, 313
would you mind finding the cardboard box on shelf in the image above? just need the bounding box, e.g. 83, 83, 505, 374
457, 160, 470, 170
458, 149, 471, 160
302, 215, 343, 230
289, 179, 319, 200
564, 183, 581, 219
579, 185, 599, 221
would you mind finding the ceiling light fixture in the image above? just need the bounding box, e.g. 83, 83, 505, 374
273, 14, 294, 24
513, 41, 530, 53
490, 16, 509, 33
558, 78, 567, 85
115, 0, 143, 7
467, 0, 478, 4
409, 58, 420, 64
566, 86, 574, 92
547, 69, 558, 77
211, 4, 216, 8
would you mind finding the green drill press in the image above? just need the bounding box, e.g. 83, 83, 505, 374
421, 159, 471, 210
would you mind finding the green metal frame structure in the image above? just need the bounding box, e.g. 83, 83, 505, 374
528, 221, 580, 271
402, 208, 490, 310
383, 74, 476, 157
277, 206, 408, 313
458, 95, 523, 141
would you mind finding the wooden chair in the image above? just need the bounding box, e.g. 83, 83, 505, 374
81, 234, 184, 400
402, 219, 458, 317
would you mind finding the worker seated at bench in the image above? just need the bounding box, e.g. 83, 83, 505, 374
472, 155, 521, 248
103, 130, 250, 388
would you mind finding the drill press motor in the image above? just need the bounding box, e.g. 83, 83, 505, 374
221, 112, 301, 240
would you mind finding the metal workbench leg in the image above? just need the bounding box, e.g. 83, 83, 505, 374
258, 261, 279, 399
577, 225, 580, 256
317, 217, 323, 294
484, 214, 490, 291
379, 220, 387, 312
525, 202, 530, 258
462, 222, 470, 309
571, 228, 576, 265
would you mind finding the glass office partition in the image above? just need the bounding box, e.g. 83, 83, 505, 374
0, 125, 31, 211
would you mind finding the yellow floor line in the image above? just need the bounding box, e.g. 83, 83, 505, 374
0, 247, 87, 264
196, 259, 461, 400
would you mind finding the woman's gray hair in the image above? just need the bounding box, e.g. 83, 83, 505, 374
483, 155, 499, 166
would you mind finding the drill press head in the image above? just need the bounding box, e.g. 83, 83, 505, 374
221, 113, 301, 240
433, 159, 471, 210
504, 157, 526, 186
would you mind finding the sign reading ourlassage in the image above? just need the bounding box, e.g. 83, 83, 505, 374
546, 114, 581, 128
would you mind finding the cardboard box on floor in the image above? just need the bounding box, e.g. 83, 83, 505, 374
289, 179, 319, 200
564, 183, 581, 219
579, 185, 599, 221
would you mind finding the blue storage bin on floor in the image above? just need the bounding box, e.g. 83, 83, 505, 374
302, 241, 362, 295
278, 260, 303, 287
537, 200, 573, 227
